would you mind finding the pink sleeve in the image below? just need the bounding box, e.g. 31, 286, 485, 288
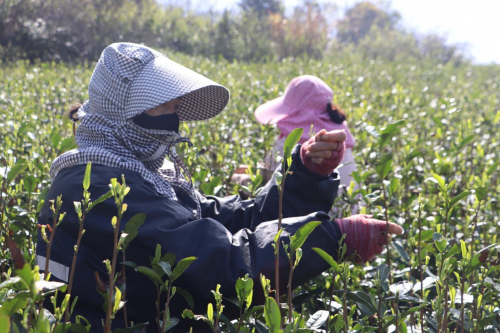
300, 136, 345, 176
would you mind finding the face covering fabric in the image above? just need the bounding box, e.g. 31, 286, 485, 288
132, 112, 180, 132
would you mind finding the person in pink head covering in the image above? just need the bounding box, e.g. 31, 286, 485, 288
254, 75, 357, 188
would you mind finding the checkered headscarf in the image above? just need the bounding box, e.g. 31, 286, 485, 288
50, 43, 230, 218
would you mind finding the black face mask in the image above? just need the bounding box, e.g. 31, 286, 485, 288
132, 112, 180, 133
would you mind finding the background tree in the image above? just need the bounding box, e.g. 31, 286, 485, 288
336, 1, 400, 45
239, 0, 283, 18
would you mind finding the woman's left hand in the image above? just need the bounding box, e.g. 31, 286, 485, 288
304, 129, 347, 164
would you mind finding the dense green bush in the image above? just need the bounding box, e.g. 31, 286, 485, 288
0, 51, 499, 331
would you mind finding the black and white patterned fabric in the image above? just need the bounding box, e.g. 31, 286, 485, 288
50, 43, 230, 218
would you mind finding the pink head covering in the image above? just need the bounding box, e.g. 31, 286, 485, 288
254, 75, 356, 148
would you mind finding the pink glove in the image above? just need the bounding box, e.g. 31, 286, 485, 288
300, 136, 345, 176
335, 215, 389, 263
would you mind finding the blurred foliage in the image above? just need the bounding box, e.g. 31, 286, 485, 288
0, 0, 466, 64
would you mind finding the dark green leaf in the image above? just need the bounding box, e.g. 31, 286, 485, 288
0, 292, 30, 316
59, 137, 77, 154
392, 240, 410, 264
160, 253, 176, 267
112, 322, 149, 333
121, 261, 137, 269
176, 287, 194, 309
375, 153, 393, 179
449, 191, 471, 210
475, 187, 487, 202
135, 267, 163, 286
23, 175, 37, 193
122, 213, 146, 249
7, 162, 27, 183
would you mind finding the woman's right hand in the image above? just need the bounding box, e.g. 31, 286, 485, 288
334, 214, 404, 263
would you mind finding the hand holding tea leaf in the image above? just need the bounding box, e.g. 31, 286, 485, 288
335, 214, 403, 263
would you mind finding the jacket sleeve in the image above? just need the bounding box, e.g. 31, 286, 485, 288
199, 144, 341, 233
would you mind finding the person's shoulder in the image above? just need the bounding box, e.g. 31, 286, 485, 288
53, 164, 145, 188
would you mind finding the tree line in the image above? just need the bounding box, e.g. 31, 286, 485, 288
0, 0, 465, 64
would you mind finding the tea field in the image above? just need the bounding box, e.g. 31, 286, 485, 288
0, 53, 500, 332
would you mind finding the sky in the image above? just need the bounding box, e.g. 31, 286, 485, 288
168, 0, 500, 64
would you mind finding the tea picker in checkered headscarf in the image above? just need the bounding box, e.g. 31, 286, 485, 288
51, 43, 230, 218
38, 43, 402, 332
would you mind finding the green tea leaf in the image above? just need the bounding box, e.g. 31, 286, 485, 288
312, 247, 340, 273
475, 187, 487, 202
449, 191, 471, 210
88, 191, 113, 210
172, 257, 197, 281
283, 128, 303, 168
433, 233, 448, 253
0, 292, 30, 316
264, 297, 281, 333
235, 275, 254, 309
0, 313, 10, 332
122, 213, 146, 250
135, 266, 163, 286
431, 173, 447, 194
157, 261, 172, 279
7, 162, 27, 183
375, 153, 393, 179
176, 287, 194, 309
83, 162, 91, 191
290, 221, 321, 253
23, 175, 37, 193
306, 310, 329, 329
207, 303, 213, 322
113, 287, 122, 314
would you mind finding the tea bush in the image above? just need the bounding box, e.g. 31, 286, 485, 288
0, 53, 499, 332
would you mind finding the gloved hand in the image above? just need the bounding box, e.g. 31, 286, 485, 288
300, 129, 346, 176
335, 214, 404, 263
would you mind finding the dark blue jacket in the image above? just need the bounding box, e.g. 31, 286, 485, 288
36, 146, 343, 332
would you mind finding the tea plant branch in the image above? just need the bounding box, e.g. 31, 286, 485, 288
65, 163, 112, 323
285, 221, 320, 323
275, 160, 285, 304
235, 274, 253, 333
119, 212, 145, 328
342, 265, 349, 333
417, 195, 425, 333
43, 196, 65, 280
65, 164, 91, 323
156, 284, 161, 333
161, 280, 173, 333
325, 272, 336, 331
104, 176, 130, 333
381, 180, 392, 284
274, 128, 303, 304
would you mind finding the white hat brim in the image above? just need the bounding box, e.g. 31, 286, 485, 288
125, 56, 230, 121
